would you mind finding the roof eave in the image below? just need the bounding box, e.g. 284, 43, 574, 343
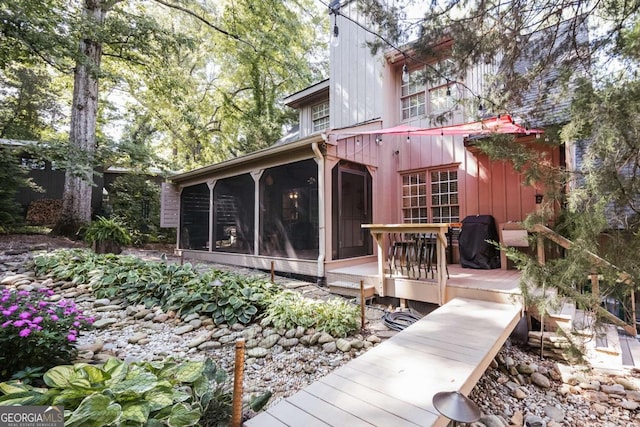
169, 133, 324, 182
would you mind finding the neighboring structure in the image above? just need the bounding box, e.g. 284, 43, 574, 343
1, 138, 165, 222
0, 138, 104, 217
164, 2, 566, 288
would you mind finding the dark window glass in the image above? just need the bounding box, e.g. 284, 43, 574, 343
259, 159, 318, 259
213, 174, 254, 254
180, 183, 210, 250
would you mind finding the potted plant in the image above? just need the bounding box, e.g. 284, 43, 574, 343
83, 216, 132, 254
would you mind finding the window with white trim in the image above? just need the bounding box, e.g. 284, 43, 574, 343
400, 60, 457, 120
430, 169, 459, 223
401, 168, 459, 224
402, 172, 428, 223
429, 83, 455, 116
311, 101, 329, 132
401, 69, 426, 120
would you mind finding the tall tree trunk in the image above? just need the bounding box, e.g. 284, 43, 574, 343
55, 0, 109, 236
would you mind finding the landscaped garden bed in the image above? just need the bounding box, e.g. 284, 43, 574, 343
0, 247, 379, 425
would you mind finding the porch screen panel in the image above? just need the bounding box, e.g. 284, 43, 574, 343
180, 183, 210, 250
259, 159, 319, 259
213, 174, 254, 253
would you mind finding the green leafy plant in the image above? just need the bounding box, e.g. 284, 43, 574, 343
261, 291, 360, 337
32, 250, 279, 326
0, 357, 231, 426
0, 287, 94, 381
107, 174, 164, 243
83, 216, 132, 253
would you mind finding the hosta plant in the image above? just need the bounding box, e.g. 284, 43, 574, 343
32, 250, 280, 326
0, 287, 94, 381
0, 357, 231, 427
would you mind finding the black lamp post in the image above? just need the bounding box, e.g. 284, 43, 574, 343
432, 391, 481, 426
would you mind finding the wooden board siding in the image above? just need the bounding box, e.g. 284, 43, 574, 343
329, 2, 384, 130
245, 298, 521, 427
160, 183, 180, 228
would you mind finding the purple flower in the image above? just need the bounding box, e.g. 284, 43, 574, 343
13, 320, 25, 327
19, 328, 31, 337
51, 314, 59, 321
1, 320, 12, 328
32, 316, 43, 324
67, 334, 76, 342
38, 301, 49, 309
17, 291, 29, 297
7, 305, 18, 313
19, 311, 31, 319
1, 309, 11, 316
73, 321, 80, 327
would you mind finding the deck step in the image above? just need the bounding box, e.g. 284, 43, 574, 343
595, 324, 621, 356
545, 300, 576, 331
571, 309, 595, 335
619, 331, 640, 367
328, 281, 376, 299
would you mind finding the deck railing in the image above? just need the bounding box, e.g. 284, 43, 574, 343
362, 223, 449, 305
531, 224, 637, 336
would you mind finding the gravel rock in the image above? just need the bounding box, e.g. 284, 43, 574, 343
4, 239, 640, 427
531, 372, 551, 389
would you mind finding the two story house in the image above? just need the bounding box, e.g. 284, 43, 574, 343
164, 1, 567, 302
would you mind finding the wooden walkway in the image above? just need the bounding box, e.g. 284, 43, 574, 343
245, 298, 522, 427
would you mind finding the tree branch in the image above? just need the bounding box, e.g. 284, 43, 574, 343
152, 0, 257, 52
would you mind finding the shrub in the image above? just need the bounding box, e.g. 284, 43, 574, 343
108, 174, 162, 241
0, 148, 29, 227
83, 216, 132, 253
0, 287, 94, 381
0, 357, 231, 426
261, 291, 360, 337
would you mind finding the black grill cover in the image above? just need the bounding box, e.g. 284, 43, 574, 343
458, 215, 501, 269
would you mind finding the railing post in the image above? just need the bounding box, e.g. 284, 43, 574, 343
536, 234, 545, 266
590, 272, 599, 301
631, 289, 637, 336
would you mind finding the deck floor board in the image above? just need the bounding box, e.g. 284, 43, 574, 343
245, 298, 521, 427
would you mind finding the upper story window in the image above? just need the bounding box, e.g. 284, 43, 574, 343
401, 69, 426, 120
400, 61, 456, 120
311, 101, 330, 132
430, 83, 455, 116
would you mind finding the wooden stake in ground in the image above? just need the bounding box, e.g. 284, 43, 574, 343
270, 261, 275, 283
231, 338, 246, 427
360, 280, 365, 330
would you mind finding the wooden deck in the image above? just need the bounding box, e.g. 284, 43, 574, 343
244, 298, 522, 427
326, 262, 522, 305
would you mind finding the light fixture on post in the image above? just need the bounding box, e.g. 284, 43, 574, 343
375, 134, 382, 145
406, 135, 411, 144
477, 96, 484, 112
433, 391, 481, 427
446, 79, 451, 96
402, 63, 410, 83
